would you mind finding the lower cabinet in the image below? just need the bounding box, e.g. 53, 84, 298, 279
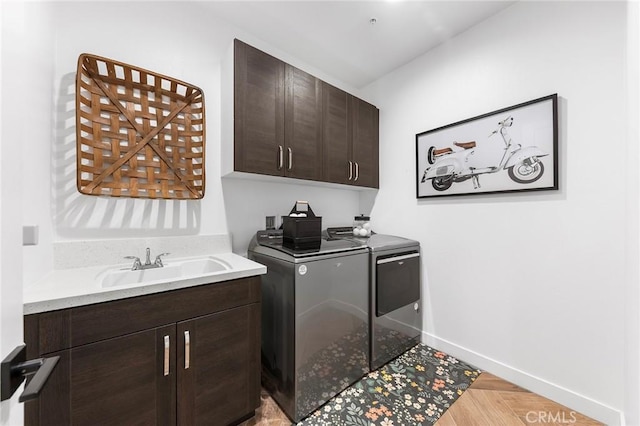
177, 306, 260, 424
40, 327, 175, 426
24, 276, 261, 426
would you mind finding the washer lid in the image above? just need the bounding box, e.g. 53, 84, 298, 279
254, 230, 366, 258
325, 228, 419, 252
365, 234, 420, 252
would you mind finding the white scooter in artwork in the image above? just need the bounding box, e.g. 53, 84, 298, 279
420, 116, 548, 192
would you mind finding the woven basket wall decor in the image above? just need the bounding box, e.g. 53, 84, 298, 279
75, 53, 205, 199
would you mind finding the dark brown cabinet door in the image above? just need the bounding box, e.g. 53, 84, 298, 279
31, 326, 176, 426
351, 97, 379, 188
323, 89, 379, 188
233, 40, 379, 188
285, 65, 323, 181
322, 83, 351, 185
234, 40, 285, 176
25, 349, 70, 426
177, 303, 260, 426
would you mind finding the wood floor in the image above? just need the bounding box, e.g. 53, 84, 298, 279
239, 389, 291, 426
435, 372, 604, 426
243, 372, 604, 426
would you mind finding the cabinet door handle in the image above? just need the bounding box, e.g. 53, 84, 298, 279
163, 335, 170, 376
354, 162, 359, 181
348, 161, 353, 180
287, 147, 292, 171
184, 331, 190, 370
277, 146, 284, 170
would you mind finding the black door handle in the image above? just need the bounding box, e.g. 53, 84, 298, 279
1, 344, 60, 402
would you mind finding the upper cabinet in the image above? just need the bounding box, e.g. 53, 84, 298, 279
225, 39, 379, 189
285, 65, 324, 181
350, 96, 379, 188
233, 40, 285, 176
233, 41, 323, 181
322, 84, 379, 188
322, 83, 351, 185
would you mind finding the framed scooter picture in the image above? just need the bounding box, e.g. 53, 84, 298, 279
416, 94, 558, 198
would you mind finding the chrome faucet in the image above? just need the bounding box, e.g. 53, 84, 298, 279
124, 256, 143, 271
124, 248, 170, 271
153, 250, 170, 268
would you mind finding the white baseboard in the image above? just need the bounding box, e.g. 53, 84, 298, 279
423, 332, 624, 426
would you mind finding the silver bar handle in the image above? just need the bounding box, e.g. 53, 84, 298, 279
287, 147, 292, 171
163, 335, 170, 376
348, 161, 353, 180
377, 252, 420, 265
184, 331, 190, 370
354, 162, 359, 181
277, 146, 283, 170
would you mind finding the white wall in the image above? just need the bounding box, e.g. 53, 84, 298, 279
625, 3, 640, 425
362, 2, 630, 424
222, 177, 363, 254
19, 2, 55, 287
48, 2, 232, 245
12, 2, 364, 284
0, 2, 33, 424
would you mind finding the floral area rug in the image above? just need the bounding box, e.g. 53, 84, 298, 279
296, 344, 481, 426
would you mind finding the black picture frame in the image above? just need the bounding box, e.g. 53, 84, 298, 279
416, 94, 558, 199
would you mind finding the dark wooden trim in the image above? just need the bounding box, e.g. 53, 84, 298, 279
35, 349, 70, 426
249, 302, 261, 409
39, 310, 71, 354
24, 315, 39, 359
24, 309, 72, 356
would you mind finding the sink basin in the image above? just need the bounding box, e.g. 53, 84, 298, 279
100, 257, 232, 288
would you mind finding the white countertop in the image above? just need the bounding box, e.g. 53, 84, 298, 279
24, 252, 266, 315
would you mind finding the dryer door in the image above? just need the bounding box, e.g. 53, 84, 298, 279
372, 250, 422, 371
376, 251, 420, 316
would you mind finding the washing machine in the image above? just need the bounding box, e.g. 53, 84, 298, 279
327, 229, 422, 371
248, 230, 370, 422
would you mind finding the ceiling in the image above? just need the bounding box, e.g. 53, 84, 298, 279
205, 1, 516, 89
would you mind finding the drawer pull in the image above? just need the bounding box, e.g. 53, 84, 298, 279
163, 335, 170, 376
184, 331, 190, 370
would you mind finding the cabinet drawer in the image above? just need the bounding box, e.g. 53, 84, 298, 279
25, 276, 261, 354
